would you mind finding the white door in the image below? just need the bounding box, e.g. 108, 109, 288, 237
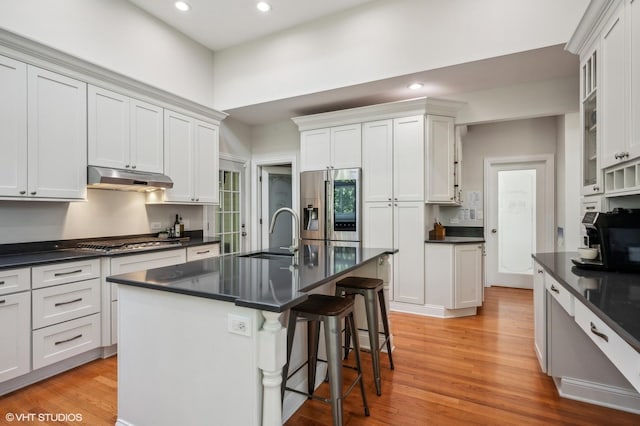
193, 119, 219, 204
164, 110, 194, 203
362, 120, 393, 202
393, 115, 424, 201
130, 98, 163, 173
363, 202, 393, 248
87, 85, 130, 170
216, 159, 247, 255
260, 166, 293, 249
485, 156, 554, 289
393, 201, 425, 304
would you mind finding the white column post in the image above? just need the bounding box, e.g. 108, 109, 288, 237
259, 310, 287, 426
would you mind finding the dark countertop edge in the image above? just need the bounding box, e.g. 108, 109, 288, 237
425, 238, 485, 244
0, 237, 221, 270
532, 253, 640, 353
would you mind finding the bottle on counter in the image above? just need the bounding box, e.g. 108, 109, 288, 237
174, 214, 181, 238
179, 216, 185, 237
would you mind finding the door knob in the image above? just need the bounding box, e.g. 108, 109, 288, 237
491, 229, 497, 234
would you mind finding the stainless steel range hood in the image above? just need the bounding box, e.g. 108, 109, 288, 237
87, 166, 173, 192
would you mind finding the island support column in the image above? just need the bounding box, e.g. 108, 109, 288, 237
259, 311, 287, 426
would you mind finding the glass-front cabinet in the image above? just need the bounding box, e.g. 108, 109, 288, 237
581, 48, 602, 195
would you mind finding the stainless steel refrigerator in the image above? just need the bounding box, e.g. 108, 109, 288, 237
300, 168, 361, 242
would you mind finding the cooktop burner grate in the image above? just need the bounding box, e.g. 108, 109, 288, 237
77, 237, 183, 253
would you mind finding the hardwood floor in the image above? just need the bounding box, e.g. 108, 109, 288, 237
1, 287, 638, 425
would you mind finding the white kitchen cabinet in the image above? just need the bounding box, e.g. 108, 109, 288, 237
0, 291, 31, 383
300, 124, 361, 172
362, 120, 393, 202
425, 243, 483, 312
600, 4, 628, 169
393, 201, 425, 305
0, 55, 28, 198
186, 243, 220, 261
425, 115, 459, 204
363, 202, 393, 248
31, 258, 100, 290
393, 115, 424, 202
0, 268, 30, 296
106, 249, 186, 345
88, 85, 164, 174
630, 0, 640, 163
32, 278, 101, 330
0, 59, 86, 200
580, 48, 603, 195
533, 262, 547, 373
164, 109, 219, 204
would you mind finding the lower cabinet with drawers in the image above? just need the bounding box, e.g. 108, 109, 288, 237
0, 268, 31, 383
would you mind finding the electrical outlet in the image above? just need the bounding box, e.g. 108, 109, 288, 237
150, 222, 162, 231
228, 314, 251, 337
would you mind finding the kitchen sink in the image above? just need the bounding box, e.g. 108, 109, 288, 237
237, 251, 293, 260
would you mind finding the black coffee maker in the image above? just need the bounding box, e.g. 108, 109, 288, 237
577, 208, 640, 271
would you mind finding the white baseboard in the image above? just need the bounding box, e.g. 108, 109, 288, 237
390, 301, 477, 318
555, 376, 640, 414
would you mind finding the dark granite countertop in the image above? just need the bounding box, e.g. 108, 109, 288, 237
0, 234, 220, 270
533, 251, 640, 353
107, 241, 396, 312
425, 237, 485, 244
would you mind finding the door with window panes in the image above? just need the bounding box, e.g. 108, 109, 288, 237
216, 160, 246, 255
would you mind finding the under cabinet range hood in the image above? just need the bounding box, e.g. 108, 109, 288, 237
87, 166, 173, 192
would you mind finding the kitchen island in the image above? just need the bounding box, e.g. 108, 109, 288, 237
107, 241, 394, 426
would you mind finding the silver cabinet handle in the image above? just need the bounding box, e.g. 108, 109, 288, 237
19, 190, 26, 195
196, 250, 210, 255
590, 322, 609, 342
54, 269, 83, 277
30, 191, 37, 195
586, 206, 595, 210
593, 186, 600, 192
125, 164, 130, 168
54, 334, 83, 346
54, 297, 83, 307
537, 269, 544, 274
491, 229, 497, 234
0, 280, 4, 285
0, 299, 5, 304
550, 285, 560, 294
132, 165, 136, 169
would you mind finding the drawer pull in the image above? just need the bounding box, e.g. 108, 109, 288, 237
0, 280, 4, 285
54, 334, 83, 346
54, 297, 83, 307
196, 250, 210, 255
0, 300, 5, 304
590, 322, 609, 342
550, 285, 560, 294
54, 269, 83, 277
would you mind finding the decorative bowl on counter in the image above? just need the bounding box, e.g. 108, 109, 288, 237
578, 247, 598, 260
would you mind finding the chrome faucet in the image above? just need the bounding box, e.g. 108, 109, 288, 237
269, 207, 300, 265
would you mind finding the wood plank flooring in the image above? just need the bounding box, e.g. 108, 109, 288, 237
1, 287, 638, 425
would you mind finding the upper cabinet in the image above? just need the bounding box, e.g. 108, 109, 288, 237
600, 3, 628, 169
163, 109, 219, 204
300, 124, 361, 171
425, 115, 459, 204
0, 55, 86, 200
569, 0, 640, 196
393, 115, 425, 202
88, 85, 164, 174
580, 48, 602, 195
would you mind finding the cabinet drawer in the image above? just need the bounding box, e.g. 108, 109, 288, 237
110, 249, 185, 301
32, 313, 100, 370
32, 259, 100, 289
0, 268, 30, 296
545, 274, 574, 316
32, 278, 100, 329
574, 302, 640, 393
186, 244, 220, 261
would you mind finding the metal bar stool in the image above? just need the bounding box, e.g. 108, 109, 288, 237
282, 294, 370, 426
336, 276, 394, 396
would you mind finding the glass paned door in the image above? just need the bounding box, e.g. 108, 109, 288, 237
216, 167, 243, 255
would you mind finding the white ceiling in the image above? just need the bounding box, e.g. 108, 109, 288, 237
127, 0, 579, 126
127, 0, 375, 51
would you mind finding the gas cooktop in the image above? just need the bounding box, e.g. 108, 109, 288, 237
77, 237, 184, 253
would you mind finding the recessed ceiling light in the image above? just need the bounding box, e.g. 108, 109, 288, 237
174, 1, 191, 12
408, 83, 424, 90
257, 2, 271, 12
